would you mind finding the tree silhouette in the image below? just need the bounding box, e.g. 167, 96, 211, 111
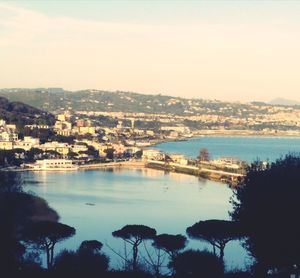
104, 148, 115, 160
78, 240, 103, 254
153, 234, 187, 260
55, 240, 109, 275
150, 234, 187, 276
23, 221, 75, 268
112, 225, 156, 271
0, 172, 59, 273
186, 220, 242, 263
231, 154, 300, 276
169, 250, 223, 278
197, 148, 210, 162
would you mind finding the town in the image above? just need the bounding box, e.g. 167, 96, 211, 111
2, 89, 300, 136
0, 108, 245, 184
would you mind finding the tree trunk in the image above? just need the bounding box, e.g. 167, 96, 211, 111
46, 246, 50, 269
49, 245, 54, 268
219, 243, 225, 263
132, 243, 138, 271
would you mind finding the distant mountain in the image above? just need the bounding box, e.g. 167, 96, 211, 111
1, 88, 300, 119
268, 98, 300, 106
0, 96, 55, 128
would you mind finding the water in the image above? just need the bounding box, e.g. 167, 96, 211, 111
23, 168, 248, 271
153, 136, 300, 162
23, 136, 300, 270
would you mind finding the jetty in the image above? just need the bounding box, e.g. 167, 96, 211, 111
145, 160, 244, 185
78, 160, 145, 170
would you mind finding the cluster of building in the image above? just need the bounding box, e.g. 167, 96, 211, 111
0, 113, 247, 175
0, 114, 143, 161
76, 105, 300, 136
0, 119, 19, 150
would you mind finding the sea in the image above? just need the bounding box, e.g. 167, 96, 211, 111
23, 136, 300, 271
153, 136, 300, 162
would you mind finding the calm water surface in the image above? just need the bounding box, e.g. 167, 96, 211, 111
154, 136, 300, 162
23, 137, 300, 270
23, 168, 248, 270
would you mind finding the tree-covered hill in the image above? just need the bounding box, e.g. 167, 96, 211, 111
0, 96, 55, 127
0, 88, 269, 117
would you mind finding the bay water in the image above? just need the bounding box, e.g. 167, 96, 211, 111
23, 136, 300, 270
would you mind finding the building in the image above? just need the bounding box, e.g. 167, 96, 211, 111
70, 143, 88, 153
142, 149, 165, 161
25, 124, 51, 130
170, 154, 188, 165
40, 141, 70, 157
77, 126, 96, 135
54, 120, 72, 136
27, 159, 78, 170
160, 126, 190, 133
0, 141, 13, 150
6, 124, 17, 131
14, 136, 40, 151
0, 131, 18, 142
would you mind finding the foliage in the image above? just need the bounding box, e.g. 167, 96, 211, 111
0, 172, 59, 273
112, 225, 157, 271
170, 250, 224, 278
23, 221, 75, 268
0, 96, 55, 128
231, 154, 300, 275
186, 220, 242, 262
104, 148, 115, 160
152, 234, 187, 259
197, 148, 210, 162
55, 240, 109, 276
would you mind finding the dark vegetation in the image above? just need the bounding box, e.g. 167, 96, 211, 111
0, 96, 55, 128
231, 154, 300, 277
1, 154, 300, 277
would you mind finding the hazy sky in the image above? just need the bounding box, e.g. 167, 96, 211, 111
1, 1, 300, 102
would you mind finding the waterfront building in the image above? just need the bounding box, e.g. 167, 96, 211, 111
169, 154, 188, 165
142, 149, 165, 161
26, 159, 78, 171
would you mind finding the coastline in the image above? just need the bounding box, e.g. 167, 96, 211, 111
1, 160, 241, 187
147, 130, 300, 149
192, 129, 300, 138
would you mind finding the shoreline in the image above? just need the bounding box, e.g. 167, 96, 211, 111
1, 160, 242, 186
148, 131, 300, 149
192, 130, 300, 138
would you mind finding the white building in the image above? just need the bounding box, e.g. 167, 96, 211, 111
142, 149, 165, 161
27, 159, 78, 171
0, 131, 18, 142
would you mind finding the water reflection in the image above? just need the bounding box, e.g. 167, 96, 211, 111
22, 168, 248, 270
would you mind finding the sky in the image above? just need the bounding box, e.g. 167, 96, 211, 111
0, 0, 300, 103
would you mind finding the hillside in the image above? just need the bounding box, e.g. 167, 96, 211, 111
268, 98, 300, 106
0, 96, 55, 128
0, 88, 271, 117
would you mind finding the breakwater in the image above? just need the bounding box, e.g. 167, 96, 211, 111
145, 160, 243, 185
78, 160, 145, 170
